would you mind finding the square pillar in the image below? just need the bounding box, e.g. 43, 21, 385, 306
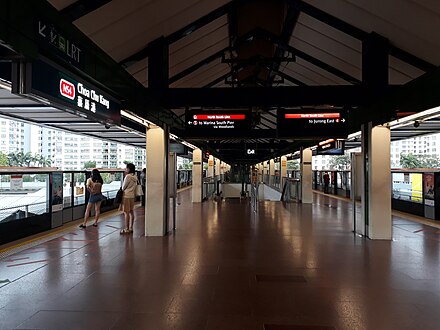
192, 149, 203, 203
145, 126, 169, 236
301, 148, 313, 204
364, 124, 392, 239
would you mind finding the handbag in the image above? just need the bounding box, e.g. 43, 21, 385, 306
115, 188, 123, 204
135, 180, 144, 196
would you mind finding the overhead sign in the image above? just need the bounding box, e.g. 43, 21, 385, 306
36, 19, 84, 68
316, 139, 345, 155
16, 59, 121, 125
185, 111, 251, 137
277, 109, 348, 138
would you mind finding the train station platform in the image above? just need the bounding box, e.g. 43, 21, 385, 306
1, 189, 440, 330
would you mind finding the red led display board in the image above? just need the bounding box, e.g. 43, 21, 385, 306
277, 109, 348, 138
185, 111, 251, 138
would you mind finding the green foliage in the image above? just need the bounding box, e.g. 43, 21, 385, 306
75, 173, 86, 184
0, 151, 8, 166
83, 161, 97, 169
400, 153, 440, 168
179, 162, 193, 169
7, 152, 51, 167
287, 160, 299, 170
101, 172, 114, 184
328, 155, 350, 170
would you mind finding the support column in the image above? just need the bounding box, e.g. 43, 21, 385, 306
145, 126, 169, 236
215, 158, 221, 178
301, 148, 313, 204
207, 155, 214, 177
269, 159, 275, 186
192, 149, 203, 203
263, 161, 268, 184
280, 156, 287, 186
364, 124, 392, 239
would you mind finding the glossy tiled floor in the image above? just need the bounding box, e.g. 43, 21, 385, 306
1, 190, 440, 329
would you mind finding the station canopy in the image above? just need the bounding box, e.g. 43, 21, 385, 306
2, 0, 440, 162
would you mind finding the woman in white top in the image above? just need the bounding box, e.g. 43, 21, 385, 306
120, 163, 137, 234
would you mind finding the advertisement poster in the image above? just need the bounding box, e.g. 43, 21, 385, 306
10, 175, 23, 190
52, 172, 63, 212
423, 173, 435, 200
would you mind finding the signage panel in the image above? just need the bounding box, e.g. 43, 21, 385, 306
20, 59, 121, 125
36, 19, 84, 69
185, 111, 251, 138
277, 109, 348, 138
316, 139, 345, 155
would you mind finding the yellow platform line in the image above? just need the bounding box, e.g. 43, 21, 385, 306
0, 208, 122, 254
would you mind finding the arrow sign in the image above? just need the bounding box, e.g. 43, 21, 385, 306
341, 118, 346, 123
188, 121, 192, 125
38, 21, 47, 38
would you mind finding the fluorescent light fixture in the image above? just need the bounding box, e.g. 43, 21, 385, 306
347, 131, 361, 140
121, 110, 153, 127
0, 80, 11, 91
388, 106, 440, 127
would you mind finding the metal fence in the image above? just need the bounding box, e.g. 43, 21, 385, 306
282, 178, 301, 203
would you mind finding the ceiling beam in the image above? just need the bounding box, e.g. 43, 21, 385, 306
169, 47, 229, 84
59, 0, 111, 22
119, 2, 233, 67
389, 45, 437, 72
269, 4, 300, 80
164, 85, 403, 108
287, 0, 367, 40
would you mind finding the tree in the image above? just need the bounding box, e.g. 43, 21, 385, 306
328, 155, 350, 170
400, 153, 440, 168
400, 153, 422, 168
287, 160, 299, 170
0, 151, 8, 166
83, 161, 96, 169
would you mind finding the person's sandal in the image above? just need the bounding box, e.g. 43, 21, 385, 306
79, 224, 86, 229
120, 228, 129, 234
92, 223, 98, 227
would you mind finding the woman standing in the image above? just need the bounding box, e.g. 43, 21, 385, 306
120, 163, 137, 234
80, 169, 104, 228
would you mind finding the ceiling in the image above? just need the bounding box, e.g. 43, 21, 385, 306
0, 87, 147, 148
15, 0, 440, 162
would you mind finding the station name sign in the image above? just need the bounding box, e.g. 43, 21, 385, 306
185, 111, 251, 137
277, 109, 348, 138
36, 19, 84, 69
18, 59, 120, 125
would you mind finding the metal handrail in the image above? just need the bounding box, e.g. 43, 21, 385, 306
250, 182, 259, 212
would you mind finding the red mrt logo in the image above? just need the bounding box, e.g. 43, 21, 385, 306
59, 79, 75, 100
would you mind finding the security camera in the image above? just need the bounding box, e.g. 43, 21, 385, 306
413, 120, 420, 128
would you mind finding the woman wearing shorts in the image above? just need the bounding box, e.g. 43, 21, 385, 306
80, 169, 105, 228
120, 163, 137, 234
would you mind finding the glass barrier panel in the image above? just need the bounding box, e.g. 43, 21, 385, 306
101, 171, 123, 199
337, 172, 342, 189
0, 173, 49, 222
392, 172, 423, 204
63, 173, 73, 208
74, 172, 86, 206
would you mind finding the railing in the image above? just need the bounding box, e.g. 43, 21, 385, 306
0, 201, 48, 222
250, 182, 259, 212
281, 178, 301, 203
392, 188, 423, 203
203, 177, 216, 200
